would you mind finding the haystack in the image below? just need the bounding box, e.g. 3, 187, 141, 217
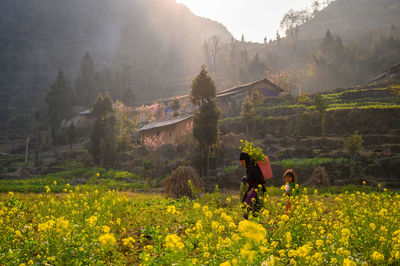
163, 166, 202, 199
304, 165, 330, 187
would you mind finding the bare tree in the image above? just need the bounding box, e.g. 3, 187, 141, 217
208, 35, 221, 73
280, 9, 309, 50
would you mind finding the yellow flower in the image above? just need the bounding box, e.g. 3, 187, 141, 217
122, 236, 135, 247
238, 220, 266, 242
98, 233, 116, 246
8, 191, 14, 197
96, 173, 100, 178
371, 251, 384, 262
226, 197, 231, 204
281, 215, 289, 222
220, 261, 231, 266
165, 234, 184, 250
369, 223, 376, 231
195, 220, 203, 231
86, 216, 98, 226
193, 202, 201, 209
102, 225, 111, 233
45, 186, 51, 193
167, 205, 176, 214
343, 258, 356, 266
53, 180, 57, 185
15, 230, 23, 238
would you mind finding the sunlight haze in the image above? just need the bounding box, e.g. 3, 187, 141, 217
176, 0, 312, 42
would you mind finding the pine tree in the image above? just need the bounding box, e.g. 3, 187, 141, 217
45, 70, 75, 145
248, 53, 267, 81
190, 65, 217, 107
121, 88, 136, 106
76, 52, 97, 107
191, 66, 221, 176
89, 93, 117, 166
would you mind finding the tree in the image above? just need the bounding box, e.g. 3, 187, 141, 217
191, 66, 221, 176
345, 131, 363, 176
208, 35, 221, 73
311, 1, 320, 16
264, 37, 267, 45
268, 70, 298, 95
190, 65, 217, 107
241, 89, 262, 137
276, 31, 281, 42
66, 123, 76, 149
114, 101, 136, 151
45, 70, 75, 145
89, 93, 117, 166
250, 88, 262, 108
241, 97, 255, 137
169, 97, 181, 117
121, 88, 136, 106
313, 94, 328, 137
280, 9, 309, 50
75, 51, 97, 107
248, 53, 267, 81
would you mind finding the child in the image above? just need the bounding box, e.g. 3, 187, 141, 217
283, 169, 298, 212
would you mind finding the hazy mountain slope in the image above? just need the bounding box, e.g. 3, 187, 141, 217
298, 0, 400, 40
0, 0, 232, 126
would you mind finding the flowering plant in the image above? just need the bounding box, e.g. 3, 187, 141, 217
239, 140, 267, 163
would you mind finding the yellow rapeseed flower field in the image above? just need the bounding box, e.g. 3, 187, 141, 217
0, 185, 399, 265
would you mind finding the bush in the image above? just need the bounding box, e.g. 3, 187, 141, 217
143, 160, 153, 170
222, 165, 238, 175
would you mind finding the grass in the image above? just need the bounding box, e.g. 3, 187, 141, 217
0, 168, 151, 193
222, 165, 238, 175
273, 157, 348, 169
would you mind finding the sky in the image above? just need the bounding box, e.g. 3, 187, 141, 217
176, 0, 312, 43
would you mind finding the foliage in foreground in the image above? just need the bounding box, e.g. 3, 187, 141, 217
1, 185, 400, 265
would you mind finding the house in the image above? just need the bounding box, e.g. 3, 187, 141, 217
62, 109, 93, 130
216, 78, 285, 116
157, 78, 284, 117
368, 63, 400, 84
139, 114, 193, 146
137, 78, 284, 146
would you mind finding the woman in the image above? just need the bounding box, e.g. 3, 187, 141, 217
239, 152, 266, 217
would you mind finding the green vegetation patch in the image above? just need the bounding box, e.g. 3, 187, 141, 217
273, 157, 348, 169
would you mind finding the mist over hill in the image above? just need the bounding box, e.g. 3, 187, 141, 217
0, 0, 231, 127
1, 0, 400, 129
298, 0, 400, 41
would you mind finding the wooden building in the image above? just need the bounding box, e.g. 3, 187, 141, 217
216, 78, 284, 117
139, 114, 193, 145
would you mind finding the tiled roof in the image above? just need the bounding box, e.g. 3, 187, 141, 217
139, 114, 193, 131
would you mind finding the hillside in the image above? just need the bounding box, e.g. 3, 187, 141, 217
209, 0, 400, 95
298, 0, 400, 41
0, 0, 232, 127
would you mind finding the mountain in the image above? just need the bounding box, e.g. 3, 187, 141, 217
0, 0, 232, 128
298, 0, 400, 41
